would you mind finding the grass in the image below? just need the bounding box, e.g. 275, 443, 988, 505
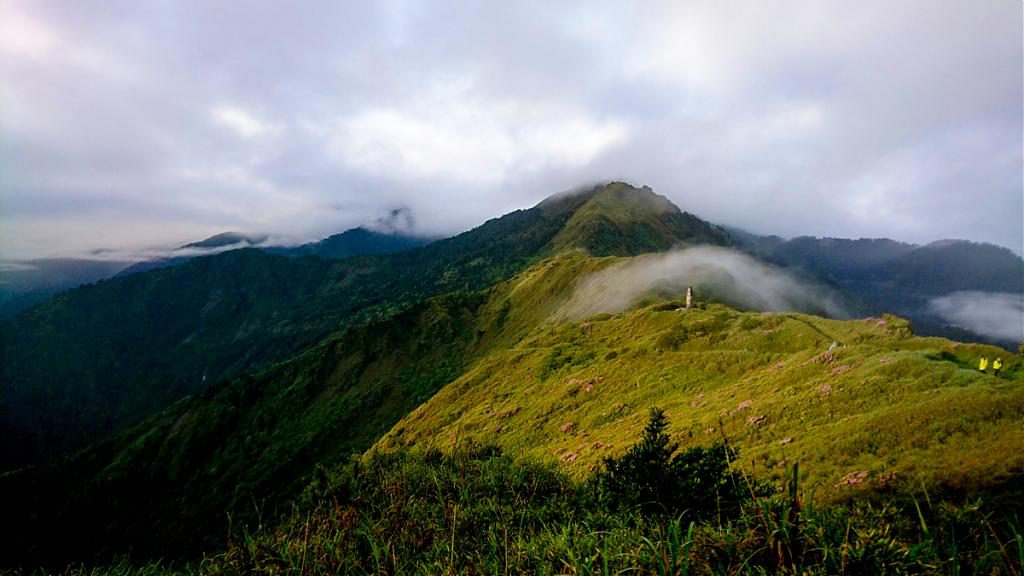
22, 446, 1015, 569
169, 440, 1022, 574
6, 247, 1021, 572
0, 252, 618, 567
380, 299, 1024, 504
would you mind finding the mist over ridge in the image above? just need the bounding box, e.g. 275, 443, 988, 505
929, 291, 1024, 343
560, 245, 850, 321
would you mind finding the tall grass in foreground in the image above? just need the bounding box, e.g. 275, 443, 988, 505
187, 409, 1021, 575
38, 410, 1023, 575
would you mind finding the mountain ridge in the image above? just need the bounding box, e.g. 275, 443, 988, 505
2, 183, 1023, 570
4, 248, 1021, 567
0, 182, 726, 471
731, 231, 1024, 346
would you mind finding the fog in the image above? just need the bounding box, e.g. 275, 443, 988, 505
929, 291, 1024, 343
560, 246, 849, 320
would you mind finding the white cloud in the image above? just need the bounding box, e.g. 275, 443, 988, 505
0, 0, 1020, 259
929, 292, 1024, 342
560, 246, 849, 320
0, 3, 58, 58
211, 105, 276, 139
332, 95, 629, 185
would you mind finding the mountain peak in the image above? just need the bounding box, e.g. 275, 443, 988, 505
590, 181, 678, 213
545, 181, 730, 257
288, 226, 431, 259
179, 231, 268, 250
536, 181, 670, 214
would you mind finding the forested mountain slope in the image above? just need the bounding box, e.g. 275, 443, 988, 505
733, 234, 1024, 346
0, 251, 610, 566
0, 182, 726, 470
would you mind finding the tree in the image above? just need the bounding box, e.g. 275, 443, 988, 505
594, 407, 746, 518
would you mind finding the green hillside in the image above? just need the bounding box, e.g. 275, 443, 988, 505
2, 182, 726, 471
380, 300, 1024, 500
547, 183, 732, 256
0, 251, 612, 566
3, 183, 1022, 573
5, 245, 1022, 569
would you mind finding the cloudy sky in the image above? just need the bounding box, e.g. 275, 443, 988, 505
1, 0, 1021, 260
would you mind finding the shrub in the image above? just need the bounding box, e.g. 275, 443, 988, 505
592, 407, 748, 518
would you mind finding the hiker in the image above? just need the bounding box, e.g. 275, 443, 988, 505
993, 358, 1002, 377
979, 357, 988, 374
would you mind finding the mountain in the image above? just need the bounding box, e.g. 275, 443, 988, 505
0, 251, 611, 565
755, 236, 918, 279
116, 227, 430, 278
733, 233, 1024, 346
0, 258, 134, 320
546, 183, 732, 255
0, 182, 727, 471
115, 232, 270, 277
3, 249, 1021, 568
179, 231, 269, 250
113, 257, 190, 277
268, 226, 432, 259
2, 182, 1022, 571
380, 302, 1021, 495
872, 240, 1023, 294
0, 229, 425, 318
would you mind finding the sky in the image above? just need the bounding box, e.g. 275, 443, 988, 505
1, 0, 1021, 261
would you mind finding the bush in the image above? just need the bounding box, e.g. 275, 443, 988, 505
592, 407, 748, 518
199, 440, 1023, 575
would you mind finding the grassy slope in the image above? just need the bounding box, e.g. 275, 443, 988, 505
5, 246, 1022, 569
380, 297, 1024, 503
548, 182, 731, 256
2, 181, 725, 472
8, 183, 1020, 570
0, 187, 596, 470
0, 252, 612, 566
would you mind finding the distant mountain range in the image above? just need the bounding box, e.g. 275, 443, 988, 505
0, 184, 727, 471
0, 227, 433, 319
0, 258, 135, 320
731, 233, 1023, 344
265, 226, 432, 259
178, 231, 269, 250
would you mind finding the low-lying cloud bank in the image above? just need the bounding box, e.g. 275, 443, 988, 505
561, 246, 849, 320
929, 291, 1024, 343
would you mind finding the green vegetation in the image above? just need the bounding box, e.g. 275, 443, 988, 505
3, 183, 724, 470
64, 413, 1021, 575
383, 302, 1024, 502
0, 251, 613, 565
548, 182, 731, 256
593, 407, 749, 517
2, 182, 1022, 574
0, 290, 493, 564
736, 235, 1024, 347
6, 245, 1022, 571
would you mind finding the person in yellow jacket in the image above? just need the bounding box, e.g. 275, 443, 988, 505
993, 358, 1003, 377
979, 357, 988, 373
